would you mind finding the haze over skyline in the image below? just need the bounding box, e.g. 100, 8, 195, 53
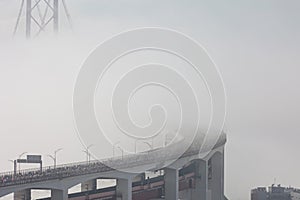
0, 1, 300, 200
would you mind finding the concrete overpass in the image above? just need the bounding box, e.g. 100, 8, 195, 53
0, 134, 226, 200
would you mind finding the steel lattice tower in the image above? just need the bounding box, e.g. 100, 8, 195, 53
13, 0, 72, 38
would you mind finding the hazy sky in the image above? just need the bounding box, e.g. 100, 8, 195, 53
0, 0, 300, 200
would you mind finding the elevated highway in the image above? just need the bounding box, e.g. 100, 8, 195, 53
0, 133, 226, 200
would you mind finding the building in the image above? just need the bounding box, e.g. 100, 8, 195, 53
287, 188, 300, 200
251, 184, 300, 200
251, 187, 268, 200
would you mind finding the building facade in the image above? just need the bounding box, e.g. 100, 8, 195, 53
251, 185, 300, 200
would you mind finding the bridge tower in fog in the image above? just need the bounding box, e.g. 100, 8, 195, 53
13, 0, 72, 38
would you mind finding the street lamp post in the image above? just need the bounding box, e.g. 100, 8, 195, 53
143, 141, 153, 151
8, 159, 14, 164
135, 139, 141, 153
113, 142, 120, 157
83, 144, 93, 163
48, 148, 63, 168
8, 160, 15, 174
18, 152, 27, 173
135, 140, 153, 153
112, 142, 124, 160
117, 146, 124, 160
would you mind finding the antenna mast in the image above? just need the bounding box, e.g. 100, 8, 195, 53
13, 0, 72, 39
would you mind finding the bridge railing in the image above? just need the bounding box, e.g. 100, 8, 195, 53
0, 148, 198, 188
0, 134, 226, 188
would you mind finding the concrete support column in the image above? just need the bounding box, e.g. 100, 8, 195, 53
14, 189, 31, 200
51, 189, 68, 200
210, 152, 224, 200
116, 178, 132, 200
164, 168, 179, 200
81, 179, 97, 191
192, 159, 208, 200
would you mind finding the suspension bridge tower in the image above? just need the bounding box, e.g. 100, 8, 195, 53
13, 0, 72, 38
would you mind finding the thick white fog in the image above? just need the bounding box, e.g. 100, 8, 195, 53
0, 1, 300, 200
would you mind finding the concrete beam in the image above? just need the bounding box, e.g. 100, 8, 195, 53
116, 178, 132, 200
14, 189, 31, 200
81, 179, 97, 191
51, 189, 68, 200
164, 168, 179, 200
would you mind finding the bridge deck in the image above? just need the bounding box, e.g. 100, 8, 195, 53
0, 134, 226, 188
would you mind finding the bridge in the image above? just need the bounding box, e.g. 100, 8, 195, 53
0, 133, 226, 200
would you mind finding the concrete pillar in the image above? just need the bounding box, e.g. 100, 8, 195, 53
164, 168, 179, 200
116, 178, 132, 200
210, 152, 224, 200
81, 179, 97, 191
14, 189, 31, 200
192, 159, 208, 200
51, 189, 68, 200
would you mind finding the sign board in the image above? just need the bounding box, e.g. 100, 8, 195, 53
26, 155, 42, 163
16, 159, 27, 163
14, 155, 43, 173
